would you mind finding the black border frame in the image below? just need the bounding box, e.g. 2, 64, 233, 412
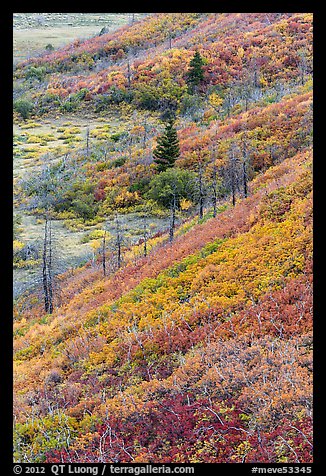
2, 3, 321, 473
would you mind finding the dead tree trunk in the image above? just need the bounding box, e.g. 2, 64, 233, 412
47, 218, 53, 314
115, 215, 123, 269
240, 134, 250, 198
127, 60, 132, 89
86, 126, 90, 158
231, 168, 236, 207
142, 116, 148, 149
143, 218, 148, 257
298, 50, 309, 86
102, 229, 107, 277
211, 164, 218, 217
169, 190, 177, 244
229, 152, 238, 207
242, 140, 248, 198
42, 217, 49, 313
243, 160, 248, 198
198, 160, 205, 220
42, 215, 53, 314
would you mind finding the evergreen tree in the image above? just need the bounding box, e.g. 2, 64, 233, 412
186, 51, 205, 93
153, 120, 180, 172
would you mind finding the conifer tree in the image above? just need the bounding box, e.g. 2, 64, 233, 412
186, 51, 205, 93
153, 120, 180, 172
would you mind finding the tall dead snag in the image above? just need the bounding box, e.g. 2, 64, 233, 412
227, 144, 240, 207
86, 125, 90, 158
167, 32, 176, 50
102, 229, 107, 277
297, 48, 312, 86
208, 143, 221, 218
47, 217, 53, 313
211, 163, 218, 217
142, 216, 149, 257
114, 214, 123, 269
142, 115, 149, 149
42, 215, 53, 314
147, 168, 196, 245
169, 185, 177, 244
230, 157, 237, 207
42, 217, 49, 313
127, 60, 132, 89
197, 160, 205, 220
240, 134, 249, 198
236, 131, 254, 199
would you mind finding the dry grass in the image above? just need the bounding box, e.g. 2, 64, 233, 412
13, 212, 169, 299
13, 114, 118, 179
13, 13, 147, 63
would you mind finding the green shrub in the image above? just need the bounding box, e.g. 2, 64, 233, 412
110, 132, 125, 143
96, 162, 110, 171
71, 198, 97, 222
147, 168, 197, 209
111, 156, 126, 167
14, 99, 34, 120
129, 177, 151, 194
25, 66, 47, 82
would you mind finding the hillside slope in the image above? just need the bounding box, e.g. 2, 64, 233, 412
14, 149, 312, 463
